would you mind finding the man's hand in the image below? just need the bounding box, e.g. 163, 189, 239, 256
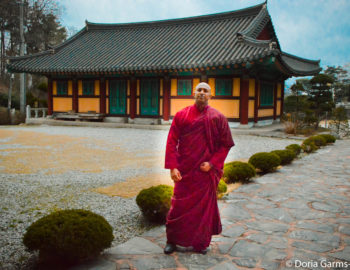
200, 162, 212, 172
170, 168, 182, 182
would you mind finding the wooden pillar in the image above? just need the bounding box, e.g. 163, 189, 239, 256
254, 79, 259, 123
200, 71, 207, 82
281, 81, 285, 116
163, 76, 170, 121
73, 78, 78, 113
47, 77, 53, 115
130, 77, 136, 119
240, 79, 249, 124
273, 82, 277, 120
100, 77, 106, 114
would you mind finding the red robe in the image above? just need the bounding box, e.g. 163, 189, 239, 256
165, 104, 234, 251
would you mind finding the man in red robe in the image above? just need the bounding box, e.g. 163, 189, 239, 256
164, 82, 234, 254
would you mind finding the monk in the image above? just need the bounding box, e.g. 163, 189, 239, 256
164, 82, 234, 254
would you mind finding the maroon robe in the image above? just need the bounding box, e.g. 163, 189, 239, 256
165, 104, 234, 251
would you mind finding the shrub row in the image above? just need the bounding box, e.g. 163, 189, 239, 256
301, 134, 336, 153
23, 134, 337, 264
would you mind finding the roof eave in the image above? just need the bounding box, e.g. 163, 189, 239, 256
275, 54, 322, 77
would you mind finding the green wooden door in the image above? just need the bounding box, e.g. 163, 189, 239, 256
140, 79, 159, 115
109, 80, 126, 115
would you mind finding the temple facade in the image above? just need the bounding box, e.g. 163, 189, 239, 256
7, 3, 321, 127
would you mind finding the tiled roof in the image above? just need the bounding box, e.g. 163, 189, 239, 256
280, 52, 322, 76
7, 2, 321, 77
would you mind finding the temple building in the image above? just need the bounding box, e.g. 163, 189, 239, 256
7, 2, 321, 127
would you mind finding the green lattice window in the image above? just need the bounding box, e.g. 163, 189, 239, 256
57, 81, 68, 95
177, 79, 192, 96
83, 80, 94, 95
215, 78, 232, 96
260, 83, 274, 106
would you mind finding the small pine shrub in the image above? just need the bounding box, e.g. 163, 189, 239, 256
248, 152, 281, 174
23, 209, 113, 263
319, 134, 336, 143
285, 144, 302, 156
270, 149, 296, 165
217, 179, 227, 195
310, 135, 327, 147
301, 140, 318, 153
136, 185, 173, 223
223, 161, 256, 183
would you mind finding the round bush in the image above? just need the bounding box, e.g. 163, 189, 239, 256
285, 144, 302, 156
319, 134, 336, 143
217, 179, 227, 195
312, 135, 327, 146
248, 152, 281, 174
304, 135, 327, 147
136, 185, 173, 223
301, 141, 318, 153
223, 161, 256, 183
23, 209, 113, 262
270, 149, 296, 165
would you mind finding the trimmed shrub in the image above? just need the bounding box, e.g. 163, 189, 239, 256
285, 144, 302, 156
311, 135, 327, 147
319, 134, 336, 143
304, 136, 327, 147
301, 140, 318, 153
270, 149, 296, 165
136, 185, 173, 223
248, 152, 281, 174
223, 161, 256, 183
217, 179, 227, 196
23, 209, 113, 263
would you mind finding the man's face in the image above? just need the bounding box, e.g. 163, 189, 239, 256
194, 87, 211, 105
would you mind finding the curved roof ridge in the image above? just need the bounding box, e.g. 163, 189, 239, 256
238, 35, 272, 48
238, 3, 269, 38
278, 52, 322, 76
86, 2, 265, 30
281, 51, 321, 64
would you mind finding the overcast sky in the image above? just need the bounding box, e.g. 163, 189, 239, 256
59, 0, 350, 85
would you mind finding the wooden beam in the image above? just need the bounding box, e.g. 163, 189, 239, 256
73, 77, 78, 113
47, 77, 53, 115
273, 82, 277, 120
100, 77, 106, 114
130, 77, 137, 119
254, 79, 259, 123
240, 79, 249, 125
163, 76, 170, 121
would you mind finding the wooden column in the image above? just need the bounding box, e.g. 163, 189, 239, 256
254, 79, 259, 123
130, 77, 137, 119
73, 78, 78, 113
240, 79, 249, 124
47, 77, 53, 115
163, 76, 170, 121
281, 81, 285, 117
273, 82, 277, 120
100, 77, 106, 114
200, 71, 207, 82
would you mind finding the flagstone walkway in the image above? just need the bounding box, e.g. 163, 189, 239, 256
73, 139, 350, 270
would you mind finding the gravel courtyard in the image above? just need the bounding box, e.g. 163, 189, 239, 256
0, 125, 300, 269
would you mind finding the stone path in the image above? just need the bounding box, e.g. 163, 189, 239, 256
73, 140, 350, 270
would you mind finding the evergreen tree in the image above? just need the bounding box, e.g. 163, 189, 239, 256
309, 73, 335, 129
